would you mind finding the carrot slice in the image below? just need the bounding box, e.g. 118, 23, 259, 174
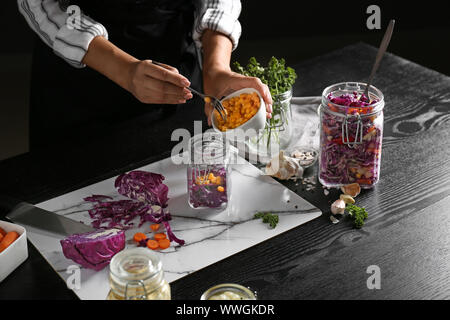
0, 231, 19, 253
150, 224, 160, 231
367, 126, 376, 133
356, 178, 373, 185
133, 232, 147, 243
146, 239, 159, 250
154, 233, 166, 241
158, 238, 170, 250
0, 227, 6, 236
0, 233, 3, 242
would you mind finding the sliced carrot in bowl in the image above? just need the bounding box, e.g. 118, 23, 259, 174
0, 231, 19, 253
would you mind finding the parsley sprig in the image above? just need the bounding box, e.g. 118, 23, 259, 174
346, 204, 368, 229
254, 212, 279, 229
233, 57, 297, 147
233, 57, 297, 96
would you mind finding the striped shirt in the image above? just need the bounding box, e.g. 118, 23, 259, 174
18, 0, 242, 68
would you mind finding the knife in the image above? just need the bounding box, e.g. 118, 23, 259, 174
1, 194, 95, 236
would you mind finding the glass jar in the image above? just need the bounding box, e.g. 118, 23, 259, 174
318, 82, 384, 189
107, 248, 171, 300
187, 132, 231, 210
247, 88, 293, 158
200, 283, 257, 300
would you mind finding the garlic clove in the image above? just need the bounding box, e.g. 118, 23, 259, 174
340, 194, 355, 204
265, 151, 303, 180
331, 199, 346, 215
330, 215, 340, 224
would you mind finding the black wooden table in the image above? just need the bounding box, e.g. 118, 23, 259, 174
1, 43, 449, 300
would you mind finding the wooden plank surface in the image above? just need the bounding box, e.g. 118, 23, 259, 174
170, 43, 450, 299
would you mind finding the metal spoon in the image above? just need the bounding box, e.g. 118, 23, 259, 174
362, 19, 395, 101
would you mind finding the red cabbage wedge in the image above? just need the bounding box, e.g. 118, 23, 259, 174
60, 228, 125, 271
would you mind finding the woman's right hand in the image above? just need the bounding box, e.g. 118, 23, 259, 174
127, 60, 193, 104
82, 37, 192, 105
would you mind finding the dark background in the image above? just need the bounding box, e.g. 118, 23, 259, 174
0, 0, 449, 160
237, 1, 450, 74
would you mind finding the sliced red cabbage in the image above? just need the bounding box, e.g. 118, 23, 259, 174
83, 170, 185, 246
85, 199, 150, 230
84, 195, 113, 202
115, 171, 169, 208
60, 228, 125, 271
162, 220, 185, 246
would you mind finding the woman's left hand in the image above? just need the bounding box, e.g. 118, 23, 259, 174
203, 68, 273, 126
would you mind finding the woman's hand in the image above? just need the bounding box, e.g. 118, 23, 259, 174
82, 36, 192, 105
200, 30, 272, 126
203, 68, 273, 125
127, 60, 193, 104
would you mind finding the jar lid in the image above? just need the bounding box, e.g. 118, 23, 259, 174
189, 132, 229, 165
200, 283, 257, 300
110, 247, 162, 284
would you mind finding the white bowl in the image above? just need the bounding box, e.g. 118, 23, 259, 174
212, 88, 266, 140
0, 220, 28, 282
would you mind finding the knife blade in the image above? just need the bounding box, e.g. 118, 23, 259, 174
3, 197, 94, 236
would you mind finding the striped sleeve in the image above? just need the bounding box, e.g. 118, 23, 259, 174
193, 0, 242, 51
17, 0, 108, 68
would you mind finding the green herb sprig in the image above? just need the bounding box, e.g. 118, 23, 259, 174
346, 204, 368, 229
233, 57, 297, 148
233, 57, 297, 97
254, 212, 279, 229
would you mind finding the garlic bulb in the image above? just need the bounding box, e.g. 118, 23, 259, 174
265, 151, 303, 180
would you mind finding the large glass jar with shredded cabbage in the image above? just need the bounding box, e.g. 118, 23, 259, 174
187, 132, 231, 210
107, 248, 170, 300
318, 82, 385, 188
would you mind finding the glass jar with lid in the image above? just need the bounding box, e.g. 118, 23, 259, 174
318, 82, 384, 188
187, 132, 231, 210
201, 283, 257, 300
107, 247, 170, 300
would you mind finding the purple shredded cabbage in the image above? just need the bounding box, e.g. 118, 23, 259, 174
326, 92, 374, 108
115, 171, 169, 208
162, 220, 185, 246
187, 167, 228, 209
319, 92, 383, 187
86, 199, 156, 230
83, 170, 185, 246
138, 238, 149, 247
83, 195, 113, 202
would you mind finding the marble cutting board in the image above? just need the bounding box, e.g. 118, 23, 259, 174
25, 99, 323, 300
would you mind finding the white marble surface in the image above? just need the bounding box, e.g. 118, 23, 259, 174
25, 98, 322, 300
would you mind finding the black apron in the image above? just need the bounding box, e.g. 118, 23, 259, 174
30, 0, 203, 151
